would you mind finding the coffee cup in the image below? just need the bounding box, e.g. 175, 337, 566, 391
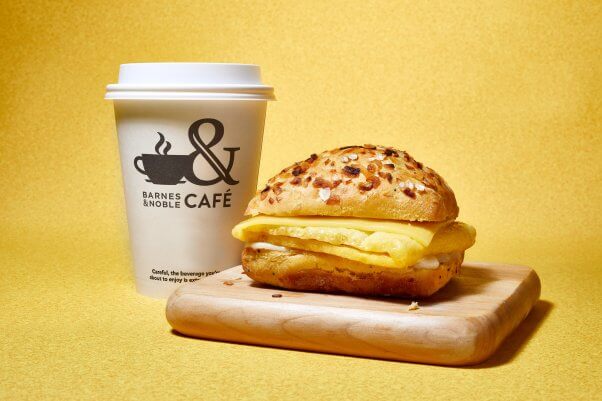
106, 63, 274, 298
134, 154, 188, 185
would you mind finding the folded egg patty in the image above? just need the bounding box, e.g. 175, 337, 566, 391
232, 215, 476, 270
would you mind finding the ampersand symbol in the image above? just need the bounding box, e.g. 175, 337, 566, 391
185, 118, 240, 186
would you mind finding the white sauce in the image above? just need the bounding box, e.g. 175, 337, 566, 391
411, 255, 440, 269
410, 252, 460, 270
249, 242, 289, 252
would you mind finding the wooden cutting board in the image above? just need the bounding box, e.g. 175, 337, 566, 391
166, 262, 540, 366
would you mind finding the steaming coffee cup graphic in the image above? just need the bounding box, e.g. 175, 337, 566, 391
134, 120, 240, 186
134, 133, 188, 185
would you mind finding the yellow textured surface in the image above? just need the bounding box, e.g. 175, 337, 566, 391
1, 1, 601, 400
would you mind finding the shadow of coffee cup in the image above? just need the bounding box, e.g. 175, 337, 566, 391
134, 154, 188, 185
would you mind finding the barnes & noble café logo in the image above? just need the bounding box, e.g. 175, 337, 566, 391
134, 118, 239, 186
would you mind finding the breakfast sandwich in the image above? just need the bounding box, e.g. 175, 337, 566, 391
232, 145, 476, 297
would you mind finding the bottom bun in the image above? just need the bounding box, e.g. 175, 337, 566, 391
241, 247, 463, 297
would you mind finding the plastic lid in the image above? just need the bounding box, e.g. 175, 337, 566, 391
105, 63, 275, 100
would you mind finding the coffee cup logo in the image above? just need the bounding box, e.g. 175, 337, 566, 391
134, 133, 188, 185
134, 118, 239, 186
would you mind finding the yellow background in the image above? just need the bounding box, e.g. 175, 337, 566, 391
1, 1, 601, 400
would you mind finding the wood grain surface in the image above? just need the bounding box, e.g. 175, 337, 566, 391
166, 262, 540, 366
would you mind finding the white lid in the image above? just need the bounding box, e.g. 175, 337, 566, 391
105, 63, 274, 100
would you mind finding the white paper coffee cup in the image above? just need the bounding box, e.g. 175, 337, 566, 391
106, 63, 274, 298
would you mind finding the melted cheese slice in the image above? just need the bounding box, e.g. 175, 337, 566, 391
232, 215, 476, 269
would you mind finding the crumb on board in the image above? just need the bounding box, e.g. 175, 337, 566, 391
408, 301, 419, 311
272, 294, 283, 298
223, 280, 234, 286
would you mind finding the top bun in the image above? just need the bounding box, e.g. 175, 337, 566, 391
245, 145, 459, 222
